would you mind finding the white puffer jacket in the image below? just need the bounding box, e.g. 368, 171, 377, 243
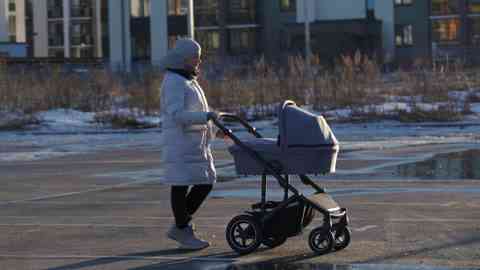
159, 71, 216, 185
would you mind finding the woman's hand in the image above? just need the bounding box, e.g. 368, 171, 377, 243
215, 129, 234, 145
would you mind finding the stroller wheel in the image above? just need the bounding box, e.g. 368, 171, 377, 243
226, 214, 263, 255
333, 226, 351, 251
308, 228, 334, 255
262, 236, 287, 248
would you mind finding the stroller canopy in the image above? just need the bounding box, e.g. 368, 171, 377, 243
228, 100, 339, 175
278, 101, 338, 150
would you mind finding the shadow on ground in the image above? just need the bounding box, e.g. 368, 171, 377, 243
44, 234, 480, 270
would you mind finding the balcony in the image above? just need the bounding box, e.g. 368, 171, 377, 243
227, 11, 256, 25
195, 13, 219, 27
49, 36, 64, 47
48, 9, 63, 19
71, 35, 93, 46
71, 6, 93, 18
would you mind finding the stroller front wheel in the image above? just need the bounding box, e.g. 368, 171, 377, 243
226, 214, 263, 255
308, 228, 334, 255
333, 226, 351, 251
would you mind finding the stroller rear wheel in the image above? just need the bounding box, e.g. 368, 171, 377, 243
262, 236, 287, 248
226, 214, 263, 255
333, 226, 351, 251
308, 227, 334, 255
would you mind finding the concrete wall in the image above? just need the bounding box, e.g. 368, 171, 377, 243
375, 0, 395, 62
0, 0, 8, 42
15, 0, 26, 42
296, 0, 395, 61
150, 0, 168, 67
33, 0, 48, 57
297, 0, 365, 22
315, 0, 366, 21
108, 0, 131, 71
260, 0, 296, 59
394, 0, 431, 64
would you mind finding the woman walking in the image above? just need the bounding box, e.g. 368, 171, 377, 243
159, 38, 219, 250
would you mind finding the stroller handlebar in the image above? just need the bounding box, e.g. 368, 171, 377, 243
211, 113, 263, 139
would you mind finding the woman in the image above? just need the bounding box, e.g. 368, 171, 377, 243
159, 38, 220, 250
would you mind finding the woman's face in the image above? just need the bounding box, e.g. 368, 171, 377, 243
184, 54, 202, 73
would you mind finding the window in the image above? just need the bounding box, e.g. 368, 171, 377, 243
48, 22, 64, 46
469, 17, 480, 46
47, 0, 63, 18
196, 30, 220, 53
280, 0, 296, 12
195, 0, 219, 26
131, 0, 150, 18
71, 22, 93, 46
49, 48, 64, 58
8, 15, 16, 37
71, 47, 94, 58
8, 0, 15, 12
168, 0, 188, 15
71, 0, 92, 17
432, 19, 460, 43
395, 25, 413, 46
395, 0, 413, 6
229, 29, 256, 54
431, 0, 459, 16
469, 0, 480, 13
228, 0, 256, 24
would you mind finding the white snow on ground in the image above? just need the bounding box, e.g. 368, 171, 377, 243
36, 109, 97, 132
1, 97, 480, 162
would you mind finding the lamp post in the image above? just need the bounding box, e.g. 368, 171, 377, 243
304, 0, 312, 70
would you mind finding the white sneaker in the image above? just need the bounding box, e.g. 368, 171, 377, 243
167, 224, 210, 250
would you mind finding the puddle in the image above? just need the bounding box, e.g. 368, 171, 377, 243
393, 149, 480, 180
211, 186, 480, 199
131, 261, 479, 270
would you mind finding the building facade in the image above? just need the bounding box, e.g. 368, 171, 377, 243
31, 0, 104, 58
394, 0, 480, 65
11, 1, 480, 68
258, 0, 394, 64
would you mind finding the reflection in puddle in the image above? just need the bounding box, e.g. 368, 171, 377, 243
138, 261, 479, 270
211, 186, 480, 199
395, 150, 480, 180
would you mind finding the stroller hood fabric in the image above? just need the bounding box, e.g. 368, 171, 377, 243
279, 101, 338, 150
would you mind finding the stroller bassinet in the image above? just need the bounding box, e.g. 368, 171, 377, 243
228, 101, 339, 175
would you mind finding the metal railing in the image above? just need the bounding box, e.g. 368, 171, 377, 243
71, 35, 93, 46
227, 11, 256, 25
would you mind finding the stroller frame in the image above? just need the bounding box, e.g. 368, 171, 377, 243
212, 113, 350, 255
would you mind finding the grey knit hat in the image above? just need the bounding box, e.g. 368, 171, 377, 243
160, 38, 201, 70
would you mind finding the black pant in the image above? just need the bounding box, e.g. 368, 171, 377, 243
171, 184, 213, 229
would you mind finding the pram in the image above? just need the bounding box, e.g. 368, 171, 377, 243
211, 100, 350, 255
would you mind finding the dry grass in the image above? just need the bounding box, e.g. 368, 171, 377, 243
1, 53, 480, 128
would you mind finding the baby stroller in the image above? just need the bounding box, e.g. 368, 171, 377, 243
212, 100, 350, 255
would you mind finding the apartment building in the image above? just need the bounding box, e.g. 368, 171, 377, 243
32, 0, 104, 58
12, 1, 480, 68
395, 0, 480, 65
0, 0, 27, 57
193, 0, 259, 61
107, 0, 192, 71
259, 0, 394, 63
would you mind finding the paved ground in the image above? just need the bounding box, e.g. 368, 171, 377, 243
1, 144, 480, 270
